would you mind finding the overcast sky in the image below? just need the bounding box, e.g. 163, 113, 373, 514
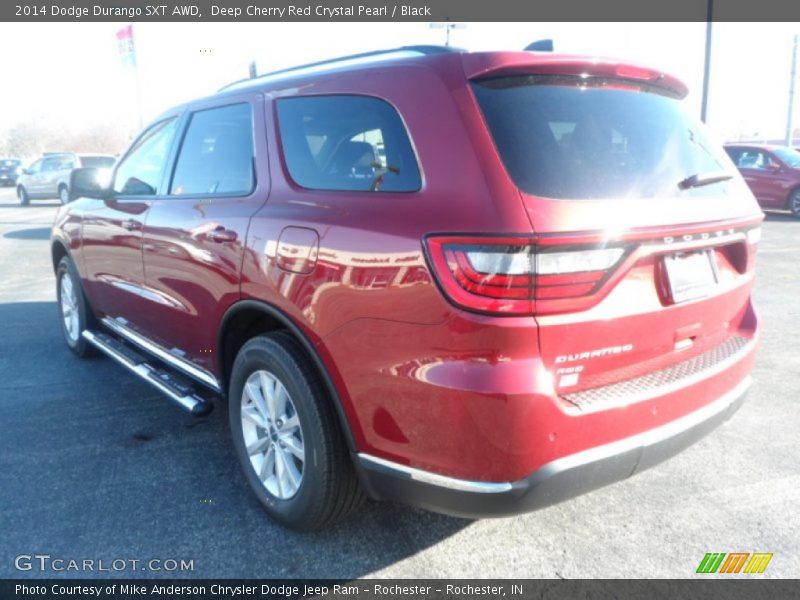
0, 22, 798, 142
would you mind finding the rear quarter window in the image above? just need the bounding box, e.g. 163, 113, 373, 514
275, 95, 421, 193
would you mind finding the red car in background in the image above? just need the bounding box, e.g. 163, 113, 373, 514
52, 47, 763, 530
725, 143, 800, 217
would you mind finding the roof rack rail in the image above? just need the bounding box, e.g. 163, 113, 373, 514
218, 45, 456, 92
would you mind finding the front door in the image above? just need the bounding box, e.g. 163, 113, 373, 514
80, 117, 181, 323
22, 159, 43, 194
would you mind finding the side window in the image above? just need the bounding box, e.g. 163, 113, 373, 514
57, 157, 75, 170
737, 151, 757, 168
170, 103, 254, 196
276, 95, 421, 192
738, 150, 774, 170
42, 158, 61, 172
724, 147, 741, 164
113, 118, 179, 196
764, 153, 781, 169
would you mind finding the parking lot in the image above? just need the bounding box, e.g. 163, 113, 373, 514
0, 185, 798, 579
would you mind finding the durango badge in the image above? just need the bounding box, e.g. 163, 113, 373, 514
555, 344, 634, 363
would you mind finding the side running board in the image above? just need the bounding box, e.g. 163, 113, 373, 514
82, 330, 213, 416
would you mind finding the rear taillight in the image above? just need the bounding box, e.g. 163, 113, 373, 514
425, 236, 627, 316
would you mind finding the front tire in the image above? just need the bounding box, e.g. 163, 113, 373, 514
790, 188, 800, 218
56, 256, 96, 357
229, 332, 364, 530
17, 186, 29, 206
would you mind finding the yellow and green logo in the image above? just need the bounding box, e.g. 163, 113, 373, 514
696, 552, 773, 574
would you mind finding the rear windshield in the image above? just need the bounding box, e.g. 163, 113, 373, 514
1, 159, 20, 168
80, 156, 115, 168
472, 75, 733, 200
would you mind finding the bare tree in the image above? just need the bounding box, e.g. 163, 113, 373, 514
1, 121, 131, 160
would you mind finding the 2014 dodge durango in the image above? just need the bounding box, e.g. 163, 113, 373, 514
51, 46, 762, 530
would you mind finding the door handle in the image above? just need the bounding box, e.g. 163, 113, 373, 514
122, 219, 140, 231
206, 227, 238, 243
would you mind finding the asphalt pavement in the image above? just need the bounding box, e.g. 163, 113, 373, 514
0, 187, 797, 578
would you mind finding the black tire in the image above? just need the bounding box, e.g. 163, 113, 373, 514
58, 185, 69, 205
790, 188, 800, 218
17, 186, 29, 206
55, 256, 96, 357
228, 332, 364, 530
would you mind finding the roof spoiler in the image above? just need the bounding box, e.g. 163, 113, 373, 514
463, 53, 689, 99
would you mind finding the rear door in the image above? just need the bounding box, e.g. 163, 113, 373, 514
21, 159, 43, 193
761, 149, 800, 208
80, 117, 181, 322
471, 71, 762, 397
136, 95, 267, 373
54, 154, 77, 194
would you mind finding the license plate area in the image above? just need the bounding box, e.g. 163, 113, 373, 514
664, 250, 718, 303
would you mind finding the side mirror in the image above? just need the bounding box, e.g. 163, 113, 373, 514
119, 177, 155, 196
21, 168, 30, 175
69, 167, 110, 202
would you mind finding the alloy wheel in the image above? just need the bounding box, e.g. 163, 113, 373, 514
240, 370, 305, 499
59, 272, 80, 343
792, 192, 800, 216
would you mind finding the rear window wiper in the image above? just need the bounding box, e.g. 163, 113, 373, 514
677, 171, 733, 190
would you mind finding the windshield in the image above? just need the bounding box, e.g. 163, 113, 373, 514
772, 147, 800, 168
0, 159, 20, 168
472, 75, 734, 200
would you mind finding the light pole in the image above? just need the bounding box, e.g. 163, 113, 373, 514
700, 0, 713, 123
786, 34, 798, 147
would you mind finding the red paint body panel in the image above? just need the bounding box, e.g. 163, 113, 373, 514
53, 49, 763, 491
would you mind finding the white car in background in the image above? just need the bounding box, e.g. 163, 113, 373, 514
16, 152, 115, 205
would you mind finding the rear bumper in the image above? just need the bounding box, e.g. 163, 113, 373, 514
355, 376, 750, 518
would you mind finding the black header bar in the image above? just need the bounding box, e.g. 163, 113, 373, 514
5, 0, 800, 22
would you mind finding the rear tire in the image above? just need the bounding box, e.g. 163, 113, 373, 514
56, 256, 96, 357
58, 185, 69, 204
17, 186, 29, 206
228, 332, 364, 530
790, 188, 800, 218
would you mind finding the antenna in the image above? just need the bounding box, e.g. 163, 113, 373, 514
429, 22, 466, 47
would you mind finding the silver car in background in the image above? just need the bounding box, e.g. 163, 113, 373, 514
16, 152, 115, 205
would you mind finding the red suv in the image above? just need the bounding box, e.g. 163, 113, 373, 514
52, 46, 762, 530
725, 143, 800, 217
